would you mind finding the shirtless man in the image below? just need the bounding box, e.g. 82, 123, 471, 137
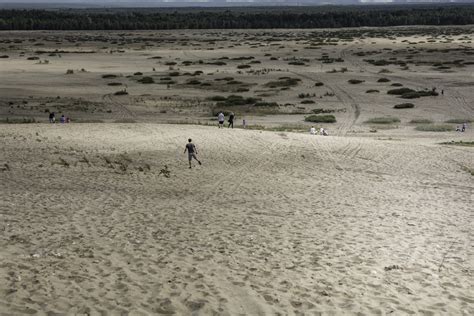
184, 138, 202, 169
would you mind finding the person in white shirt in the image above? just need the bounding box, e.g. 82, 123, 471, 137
217, 112, 225, 128
310, 126, 316, 135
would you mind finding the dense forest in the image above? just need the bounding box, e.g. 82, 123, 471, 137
0, 5, 474, 30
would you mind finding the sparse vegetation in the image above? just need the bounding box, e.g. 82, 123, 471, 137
305, 114, 336, 123
394, 103, 415, 109
365, 117, 400, 124
415, 124, 453, 132
348, 79, 364, 84
445, 118, 472, 124
410, 118, 433, 124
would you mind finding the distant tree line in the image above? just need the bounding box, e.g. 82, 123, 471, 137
0, 5, 473, 30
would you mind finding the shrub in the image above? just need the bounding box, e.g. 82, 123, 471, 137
169, 72, 180, 77
66, 69, 74, 74
348, 79, 364, 84
366, 89, 379, 93
0, 55, 9, 58
364, 117, 400, 124
305, 115, 336, 123
391, 83, 403, 87
138, 76, 154, 84
301, 100, 315, 104
209, 96, 227, 101
27, 56, 40, 60
114, 90, 128, 95
237, 64, 251, 69
444, 118, 472, 124
102, 74, 117, 79
134, 72, 143, 76
108, 82, 122, 86
165, 62, 177, 66
288, 61, 306, 65
410, 119, 433, 124
314, 82, 324, 87
387, 88, 415, 95
394, 103, 415, 109
415, 124, 453, 132
265, 78, 301, 88
377, 78, 391, 83
186, 79, 201, 85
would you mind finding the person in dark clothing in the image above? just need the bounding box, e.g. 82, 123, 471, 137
49, 112, 55, 123
228, 112, 235, 129
184, 138, 202, 169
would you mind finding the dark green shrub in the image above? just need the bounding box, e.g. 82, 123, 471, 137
394, 103, 415, 109
348, 79, 364, 84
305, 115, 336, 123
138, 76, 154, 84
387, 88, 414, 95
377, 78, 391, 83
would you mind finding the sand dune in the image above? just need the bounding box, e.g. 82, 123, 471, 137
0, 123, 472, 314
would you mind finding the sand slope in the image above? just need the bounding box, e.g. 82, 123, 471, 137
0, 123, 472, 315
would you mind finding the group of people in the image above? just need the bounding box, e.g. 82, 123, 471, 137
48, 112, 70, 124
456, 123, 468, 132
217, 112, 235, 129
310, 126, 329, 136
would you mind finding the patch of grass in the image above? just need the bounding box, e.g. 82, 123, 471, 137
440, 141, 474, 147
265, 77, 301, 88
410, 118, 433, 124
237, 64, 251, 69
394, 103, 414, 109
391, 83, 403, 87
254, 102, 279, 107
348, 79, 364, 84
2, 117, 36, 124
366, 89, 379, 93
138, 77, 154, 84
365, 117, 400, 124
377, 78, 391, 83
387, 88, 415, 95
108, 82, 122, 86
305, 115, 336, 123
102, 74, 117, 79
445, 118, 472, 124
301, 100, 315, 104
415, 124, 453, 132
114, 90, 128, 96
314, 82, 324, 87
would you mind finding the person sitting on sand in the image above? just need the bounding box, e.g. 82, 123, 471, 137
218, 112, 225, 128
184, 138, 202, 169
456, 126, 461, 132
49, 112, 55, 123
310, 126, 316, 135
462, 122, 467, 132
320, 127, 324, 135
321, 128, 329, 136
60, 115, 65, 123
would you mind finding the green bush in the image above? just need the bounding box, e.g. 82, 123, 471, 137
415, 124, 453, 132
387, 88, 415, 95
254, 102, 279, 107
394, 103, 415, 109
237, 64, 251, 69
301, 100, 315, 104
114, 90, 128, 95
314, 82, 324, 87
377, 78, 391, 83
305, 115, 336, 123
366, 89, 379, 93
445, 118, 472, 124
364, 117, 400, 124
138, 76, 154, 84
102, 74, 117, 79
348, 79, 364, 84
410, 118, 433, 124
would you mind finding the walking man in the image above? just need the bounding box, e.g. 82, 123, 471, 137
184, 138, 202, 169
218, 112, 225, 128
228, 112, 235, 129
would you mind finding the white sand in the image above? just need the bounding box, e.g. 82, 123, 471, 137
0, 123, 472, 315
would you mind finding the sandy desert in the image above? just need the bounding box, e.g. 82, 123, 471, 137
0, 27, 473, 315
